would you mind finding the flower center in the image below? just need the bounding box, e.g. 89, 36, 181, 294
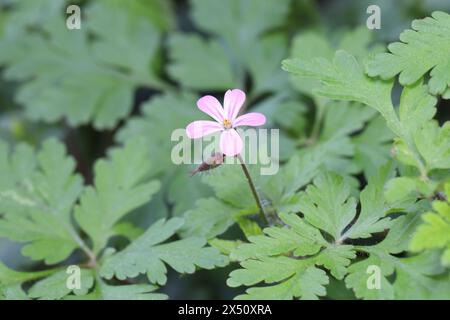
223, 118, 232, 129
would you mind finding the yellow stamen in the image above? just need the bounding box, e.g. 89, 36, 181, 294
223, 119, 232, 129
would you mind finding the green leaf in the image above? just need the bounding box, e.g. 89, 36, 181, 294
410, 183, 450, 266
228, 258, 329, 300
86, 1, 162, 83
0, 139, 84, 264
0, 1, 163, 128
112, 222, 144, 242
352, 116, 393, 178
320, 101, 376, 141
384, 177, 420, 204
398, 81, 437, 140
346, 215, 449, 299
315, 101, 380, 177
0, 284, 27, 300
28, 269, 94, 300
315, 245, 356, 280
272, 100, 308, 136
200, 147, 327, 221
227, 169, 410, 299
202, 164, 256, 210
244, 34, 289, 94
93, 0, 175, 32
386, 81, 438, 176
100, 218, 228, 286
414, 121, 450, 171
227, 209, 356, 299
288, 27, 378, 96
0, 0, 65, 36
283, 46, 444, 183
0, 262, 58, 299
261, 149, 325, 202
167, 34, 236, 90
231, 213, 327, 262
366, 11, 450, 95
191, 0, 289, 58
299, 173, 357, 241
74, 138, 160, 253
340, 164, 394, 240
235, 216, 263, 239
444, 87, 450, 99
92, 283, 167, 300
68, 277, 167, 300
282, 50, 401, 136
181, 198, 236, 239
208, 238, 243, 257
184, 142, 331, 241
344, 254, 395, 300
288, 31, 333, 96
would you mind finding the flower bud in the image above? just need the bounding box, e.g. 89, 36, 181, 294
190, 152, 224, 176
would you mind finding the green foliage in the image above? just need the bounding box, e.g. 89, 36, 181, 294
74, 139, 161, 253
181, 150, 327, 242
101, 218, 228, 285
0, 0, 168, 128
124, 0, 292, 101
283, 50, 401, 135
0, 138, 225, 299
228, 171, 449, 300
168, 34, 236, 90
0, 262, 56, 300
191, 0, 290, 58
0, 139, 83, 264
0, 1, 449, 301
283, 21, 449, 198
346, 216, 449, 299
73, 280, 167, 300
287, 27, 382, 96
366, 11, 450, 96
117, 92, 212, 219
410, 183, 450, 266
28, 269, 94, 299
278, 9, 450, 300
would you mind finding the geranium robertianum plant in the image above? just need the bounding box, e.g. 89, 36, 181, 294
186, 89, 270, 224
0, 1, 449, 300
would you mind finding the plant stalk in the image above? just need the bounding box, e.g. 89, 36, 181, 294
237, 154, 269, 225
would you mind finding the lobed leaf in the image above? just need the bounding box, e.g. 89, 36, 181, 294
0, 139, 83, 264
366, 11, 450, 96
101, 218, 228, 285
75, 138, 160, 253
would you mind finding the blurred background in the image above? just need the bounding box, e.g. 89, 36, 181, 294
0, 0, 449, 299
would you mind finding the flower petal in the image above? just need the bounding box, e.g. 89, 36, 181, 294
233, 112, 266, 127
197, 95, 224, 123
220, 129, 243, 156
186, 121, 223, 139
223, 89, 246, 121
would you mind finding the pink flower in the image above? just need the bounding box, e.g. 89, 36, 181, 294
186, 89, 266, 156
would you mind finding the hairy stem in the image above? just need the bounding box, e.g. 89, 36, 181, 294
71, 230, 97, 267
237, 154, 269, 225
309, 97, 325, 142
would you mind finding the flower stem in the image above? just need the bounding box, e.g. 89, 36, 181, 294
309, 97, 325, 143
237, 155, 269, 225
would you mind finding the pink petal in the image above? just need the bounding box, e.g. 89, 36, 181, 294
197, 95, 224, 123
220, 129, 243, 156
233, 112, 266, 127
186, 120, 223, 139
223, 89, 246, 121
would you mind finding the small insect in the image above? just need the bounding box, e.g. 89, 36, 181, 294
189, 152, 225, 176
